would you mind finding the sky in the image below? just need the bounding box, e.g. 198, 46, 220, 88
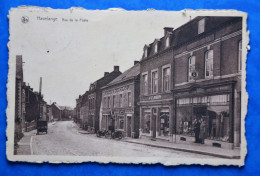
10, 8, 193, 107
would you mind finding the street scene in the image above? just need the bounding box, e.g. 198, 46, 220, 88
9, 8, 245, 164
18, 120, 216, 158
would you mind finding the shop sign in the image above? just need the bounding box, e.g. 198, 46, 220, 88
104, 85, 130, 95
148, 95, 162, 100
207, 85, 231, 92
119, 110, 125, 115
125, 108, 134, 114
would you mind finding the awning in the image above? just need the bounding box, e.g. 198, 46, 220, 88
207, 105, 229, 114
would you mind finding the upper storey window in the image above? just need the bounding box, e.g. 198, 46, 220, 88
154, 43, 158, 53
143, 73, 148, 95
162, 66, 171, 92
151, 70, 158, 94
166, 37, 170, 48
205, 50, 213, 79
238, 40, 242, 71
188, 56, 196, 81
198, 18, 205, 34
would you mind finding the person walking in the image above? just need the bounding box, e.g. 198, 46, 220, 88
200, 118, 207, 144
194, 118, 200, 143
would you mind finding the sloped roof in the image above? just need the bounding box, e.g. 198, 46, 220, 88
53, 103, 73, 111
106, 63, 140, 87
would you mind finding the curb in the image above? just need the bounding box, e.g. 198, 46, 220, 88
122, 140, 240, 159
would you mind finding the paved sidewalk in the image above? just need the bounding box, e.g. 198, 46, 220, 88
16, 121, 56, 155
122, 137, 240, 159
16, 130, 36, 155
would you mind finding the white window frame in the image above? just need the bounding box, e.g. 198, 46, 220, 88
198, 18, 205, 34
162, 64, 171, 92
142, 72, 148, 95
151, 68, 159, 94
188, 56, 196, 82
119, 94, 123, 108
205, 50, 214, 79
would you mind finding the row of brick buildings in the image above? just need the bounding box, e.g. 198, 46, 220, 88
14, 55, 73, 146
76, 16, 243, 149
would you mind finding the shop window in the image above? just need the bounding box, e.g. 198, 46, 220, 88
162, 66, 170, 92
118, 116, 124, 130
238, 40, 242, 71
205, 50, 213, 79
142, 112, 151, 134
188, 56, 196, 81
151, 70, 158, 94
159, 110, 169, 136
198, 18, 205, 34
127, 92, 132, 107
142, 73, 148, 95
176, 95, 230, 142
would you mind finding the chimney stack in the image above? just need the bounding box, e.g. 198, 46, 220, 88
134, 60, 139, 65
164, 27, 174, 36
104, 72, 109, 76
114, 66, 119, 72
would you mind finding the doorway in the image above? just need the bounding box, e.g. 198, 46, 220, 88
126, 116, 132, 137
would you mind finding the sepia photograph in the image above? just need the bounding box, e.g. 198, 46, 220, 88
6, 7, 248, 165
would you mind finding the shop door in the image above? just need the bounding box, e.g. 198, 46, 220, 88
127, 116, 131, 137
152, 108, 157, 138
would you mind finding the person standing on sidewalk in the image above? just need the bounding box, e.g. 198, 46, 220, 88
199, 118, 206, 144
194, 118, 200, 143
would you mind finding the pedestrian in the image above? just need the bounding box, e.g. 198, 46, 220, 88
193, 118, 200, 143
199, 118, 206, 144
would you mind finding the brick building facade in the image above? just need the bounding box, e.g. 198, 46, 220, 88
139, 16, 242, 149
100, 61, 140, 138
86, 66, 122, 132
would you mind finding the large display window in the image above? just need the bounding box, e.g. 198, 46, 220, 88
159, 108, 170, 136
176, 94, 230, 142
141, 109, 151, 134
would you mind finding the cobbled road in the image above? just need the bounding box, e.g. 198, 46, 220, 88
31, 121, 214, 158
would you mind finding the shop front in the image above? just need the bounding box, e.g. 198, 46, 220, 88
173, 82, 235, 149
101, 108, 137, 138
139, 94, 173, 141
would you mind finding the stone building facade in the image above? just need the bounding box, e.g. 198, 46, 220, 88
100, 61, 140, 138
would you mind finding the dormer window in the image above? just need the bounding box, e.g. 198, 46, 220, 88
154, 43, 158, 53
198, 18, 205, 34
144, 47, 148, 58
166, 37, 170, 48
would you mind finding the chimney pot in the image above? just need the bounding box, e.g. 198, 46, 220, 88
104, 72, 109, 76
134, 60, 139, 65
114, 66, 119, 72
164, 27, 174, 36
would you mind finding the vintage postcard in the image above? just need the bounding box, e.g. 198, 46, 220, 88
6, 7, 248, 166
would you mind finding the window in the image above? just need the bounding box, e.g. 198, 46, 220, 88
128, 92, 132, 107
188, 56, 196, 81
144, 48, 148, 57
113, 95, 116, 108
143, 73, 148, 95
162, 67, 170, 91
154, 43, 158, 53
119, 94, 123, 107
166, 37, 170, 48
205, 50, 213, 78
198, 18, 205, 34
238, 40, 242, 71
103, 97, 107, 108
107, 96, 110, 108
151, 70, 158, 93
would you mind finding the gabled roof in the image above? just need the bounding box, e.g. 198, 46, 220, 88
104, 63, 140, 88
